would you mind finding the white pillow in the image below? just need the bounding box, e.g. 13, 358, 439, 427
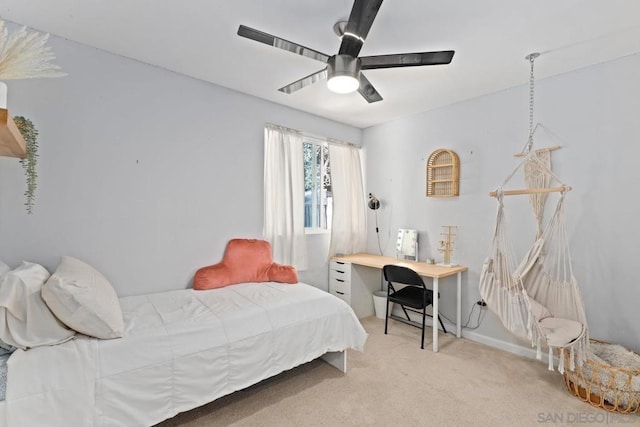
42, 256, 124, 339
0, 262, 75, 350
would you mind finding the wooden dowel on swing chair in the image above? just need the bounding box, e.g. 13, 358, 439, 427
489, 186, 572, 197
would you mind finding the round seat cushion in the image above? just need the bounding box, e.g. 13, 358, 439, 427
539, 317, 584, 347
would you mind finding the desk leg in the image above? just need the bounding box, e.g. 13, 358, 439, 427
433, 277, 439, 352
456, 272, 462, 338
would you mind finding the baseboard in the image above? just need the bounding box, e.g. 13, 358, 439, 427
387, 307, 552, 364
461, 329, 539, 360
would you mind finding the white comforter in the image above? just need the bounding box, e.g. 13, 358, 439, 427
3, 282, 367, 426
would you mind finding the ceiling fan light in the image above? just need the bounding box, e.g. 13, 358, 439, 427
327, 75, 360, 94
327, 54, 361, 94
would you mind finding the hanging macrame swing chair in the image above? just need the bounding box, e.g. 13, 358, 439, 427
479, 53, 589, 373
480, 155, 589, 373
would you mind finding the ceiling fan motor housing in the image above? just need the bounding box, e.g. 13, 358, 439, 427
328, 54, 361, 81
327, 54, 361, 93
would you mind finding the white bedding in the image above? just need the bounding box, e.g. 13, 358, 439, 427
3, 282, 367, 426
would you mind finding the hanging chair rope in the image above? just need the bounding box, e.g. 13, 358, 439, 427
494, 53, 566, 197
491, 53, 570, 199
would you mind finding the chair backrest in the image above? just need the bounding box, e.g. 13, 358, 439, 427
383, 264, 425, 288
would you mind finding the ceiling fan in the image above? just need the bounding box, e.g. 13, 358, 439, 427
237, 0, 454, 103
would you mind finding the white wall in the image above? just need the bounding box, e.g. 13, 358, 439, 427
363, 53, 640, 353
0, 28, 360, 296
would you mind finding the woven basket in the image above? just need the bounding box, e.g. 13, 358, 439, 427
563, 339, 640, 414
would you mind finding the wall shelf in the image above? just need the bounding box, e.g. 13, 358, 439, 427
426, 148, 460, 197
0, 108, 27, 158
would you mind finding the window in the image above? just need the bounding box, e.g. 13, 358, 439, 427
303, 139, 332, 230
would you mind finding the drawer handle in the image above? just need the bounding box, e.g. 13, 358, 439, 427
336, 279, 345, 283
336, 261, 345, 265
336, 291, 345, 295
336, 270, 344, 274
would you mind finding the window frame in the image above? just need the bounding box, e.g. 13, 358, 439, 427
303, 137, 331, 234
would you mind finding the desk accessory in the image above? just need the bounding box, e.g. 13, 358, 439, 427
438, 225, 457, 266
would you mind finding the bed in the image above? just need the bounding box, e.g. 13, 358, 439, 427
0, 281, 367, 426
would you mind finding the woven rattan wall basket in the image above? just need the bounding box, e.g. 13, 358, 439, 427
426, 149, 460, 197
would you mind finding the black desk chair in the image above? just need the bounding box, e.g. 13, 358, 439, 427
382, 264, 447, 349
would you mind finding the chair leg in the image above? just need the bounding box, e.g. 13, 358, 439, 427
400, 305, 411, 321
438, 315, 447, 334
421, 307, 426, 349
384, 298, 390, 335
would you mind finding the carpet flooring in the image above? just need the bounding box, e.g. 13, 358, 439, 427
157, 317, 639, 427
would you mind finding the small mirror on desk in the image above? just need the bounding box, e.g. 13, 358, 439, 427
396, 229, 418, 261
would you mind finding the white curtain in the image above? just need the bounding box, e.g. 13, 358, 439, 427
328, 143, 367, 256
263, 125, 308, 270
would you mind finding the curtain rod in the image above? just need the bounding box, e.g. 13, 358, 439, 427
265, 122, 358, 148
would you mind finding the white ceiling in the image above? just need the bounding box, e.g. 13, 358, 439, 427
2, 1, 640, 128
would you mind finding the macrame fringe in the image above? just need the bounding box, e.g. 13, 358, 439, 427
558, 349, 566, 374
549, 330, 590, 373
527, 310, 534, 342
569, 346, 575, 371
524, 149, 552, 239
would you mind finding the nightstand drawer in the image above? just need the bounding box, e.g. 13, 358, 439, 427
329, 276, 351, 294
330, 289, 351, 305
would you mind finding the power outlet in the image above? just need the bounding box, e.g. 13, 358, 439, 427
476, 300, 487, 307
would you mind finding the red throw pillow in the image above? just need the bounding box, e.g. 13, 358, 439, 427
268, 263, 298, 284
194, 239, 298, 290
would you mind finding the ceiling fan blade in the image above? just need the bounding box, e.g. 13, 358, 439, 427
360, 50, 455, 69
238, 25, 330, 63
338, 0, 384, 57
278, 68, 328, 94
358, 73, 383, 103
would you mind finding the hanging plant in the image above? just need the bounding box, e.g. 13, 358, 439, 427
14, 116, 38, 214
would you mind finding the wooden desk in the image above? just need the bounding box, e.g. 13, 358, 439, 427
330, 253, 467, 352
